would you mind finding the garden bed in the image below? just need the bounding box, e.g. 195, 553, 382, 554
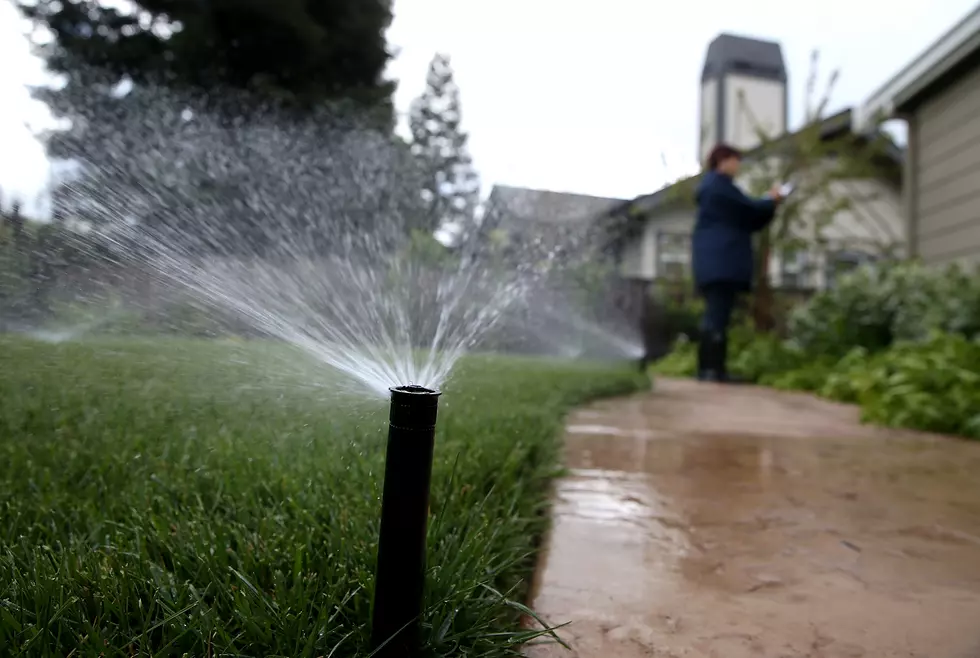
652, 262, 980, 439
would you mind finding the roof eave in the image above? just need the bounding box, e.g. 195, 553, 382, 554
894, 30, 980, 112
853, 3, 980, 132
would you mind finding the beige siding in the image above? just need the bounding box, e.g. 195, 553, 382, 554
912, 59, 980, 267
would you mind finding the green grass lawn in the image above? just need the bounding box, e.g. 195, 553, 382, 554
0, 336, 646, 657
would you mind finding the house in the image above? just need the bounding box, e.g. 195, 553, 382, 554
476, 184, 645, 352
480, 183, 627, 259
854, 1, 980, 268
607, 33, 906, 291
483, 184, 626, 230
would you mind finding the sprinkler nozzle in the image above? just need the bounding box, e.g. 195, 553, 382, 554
371, 384, 441, 658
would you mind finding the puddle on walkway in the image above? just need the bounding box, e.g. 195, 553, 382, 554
566, 425, 663, 441
524, 379, 980, 658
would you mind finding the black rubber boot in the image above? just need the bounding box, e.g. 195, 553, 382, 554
697, 332, 724, 382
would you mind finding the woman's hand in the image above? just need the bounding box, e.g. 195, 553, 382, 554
768, 184, 784, 203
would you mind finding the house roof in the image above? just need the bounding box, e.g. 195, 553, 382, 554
603, 107, 903, 221
485, 184, 627, 225
853, 2, 980, 131
702, 33, 787, 83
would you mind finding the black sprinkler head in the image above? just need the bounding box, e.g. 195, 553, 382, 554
370, 384, 442, 658
388, 384, 440, 431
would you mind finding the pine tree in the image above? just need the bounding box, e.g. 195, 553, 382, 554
408, 53, 480, 239
19, 0, 397, 123
18, 0, 417, 251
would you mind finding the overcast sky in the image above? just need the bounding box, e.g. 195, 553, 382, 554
2, 0, 978, 214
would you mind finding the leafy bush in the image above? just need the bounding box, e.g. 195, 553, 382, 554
816, 347, 875, 403
788, 264, 900, 357
0, 337, 647, 657
762, 362, 835, 392
652, 261, 980, 439
729, 330, 808, 382
832, 334, 980, 437
650, 334, 697, 376
890, 264, 980, 341
788, 261, 980, 357
652, 280, 703, 321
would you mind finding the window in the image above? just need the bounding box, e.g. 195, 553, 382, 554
780, 249, 811, 290
657, 232, 691, 280
826, 250, 876, 287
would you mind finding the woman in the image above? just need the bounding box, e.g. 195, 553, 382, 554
691, 144, 783, 382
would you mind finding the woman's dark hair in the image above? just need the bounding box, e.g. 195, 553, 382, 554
706, 143, 742, 170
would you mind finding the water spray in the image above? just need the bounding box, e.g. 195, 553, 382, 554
371, 385, 442, 658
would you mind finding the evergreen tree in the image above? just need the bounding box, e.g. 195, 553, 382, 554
408, 53, 481, 238
18, 0, 397, 122
16, 0, 420, 251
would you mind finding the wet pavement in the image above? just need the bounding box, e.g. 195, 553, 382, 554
524, 378, 980, 658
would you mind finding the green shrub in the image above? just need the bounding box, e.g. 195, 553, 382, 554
846, 333, 980, 437
729, 329, 807, 382
652, 259, 980, 439
787, 261, 980, 357
788, 265, 899, 357
0, 337, 647, 657
648, 280, 704, 348
650, 334, 697, 376
740, 334, 980, 439
812, 346, 873, 403
890, 264, 980, 341
762, 362, 834, 392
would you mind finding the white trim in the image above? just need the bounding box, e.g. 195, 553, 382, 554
853, 2, 980, 132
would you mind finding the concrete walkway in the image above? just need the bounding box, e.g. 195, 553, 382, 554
523, 379, 980, 658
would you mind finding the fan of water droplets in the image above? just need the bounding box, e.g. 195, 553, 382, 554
53, 81, 528, 397
511, 288, 645, 360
